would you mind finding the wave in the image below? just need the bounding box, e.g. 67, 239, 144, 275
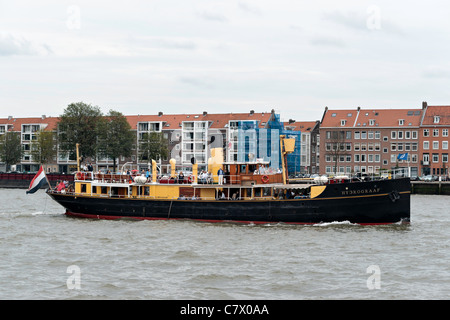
312, 220, 357, 227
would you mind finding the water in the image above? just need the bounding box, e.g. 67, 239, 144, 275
0, 188, 449, 300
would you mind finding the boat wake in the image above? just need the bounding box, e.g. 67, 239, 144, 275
312, 221, 356, 227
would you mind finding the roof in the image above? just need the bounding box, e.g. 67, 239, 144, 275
321, 108, 422, 128
0, 112, 276, 132
284, 121, 318, 132
0, 116, 59, 132
126, 112, 275, 130
421, 105, 450, 126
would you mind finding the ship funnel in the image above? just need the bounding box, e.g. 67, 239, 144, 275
151, 159, 157, 183
170, 158, 176, 177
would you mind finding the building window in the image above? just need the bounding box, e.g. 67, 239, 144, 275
375, 131, 381, 139
433, 129, 439, 137
354, 131, 360, 139
391, 131, 397, 139
423, 141, 429, 150
433, 141, 439, 149
423, 129, 429, 137
398, 131, 403, 139
405, 131, 411, 139
443, 129, 448, 137
361, 131, 367, 139
443, 141, 448, 150
432, 154, 439, 163
443, 153, 448, 163
383, 136, 388, 141
412, 131, 418, 139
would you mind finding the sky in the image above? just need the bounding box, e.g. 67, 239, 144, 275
1, 0, 450, 122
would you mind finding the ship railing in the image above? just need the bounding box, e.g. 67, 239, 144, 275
72, 171, 283, 186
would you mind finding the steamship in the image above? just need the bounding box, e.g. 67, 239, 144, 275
47, 136, 410, 225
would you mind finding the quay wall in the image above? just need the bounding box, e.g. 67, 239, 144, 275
411, 181, 450, 195
0, 173, 74, 189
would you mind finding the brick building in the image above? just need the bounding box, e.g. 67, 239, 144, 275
319, 106, 422, 177
419, 102, 449, 177
1, 110, 304, 175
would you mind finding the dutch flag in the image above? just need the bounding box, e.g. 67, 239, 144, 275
26, 166, 49, 194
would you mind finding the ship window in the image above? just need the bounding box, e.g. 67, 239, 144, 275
101, 186, 108, 194
81, 184, 87, 193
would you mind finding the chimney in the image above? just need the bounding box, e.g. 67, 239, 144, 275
422, 101, 427, 109
41, 115, 46, 119
289, 119, 295, 124
250, 110, 254, 115
158, 112, 163, 116
203, 111, 207, 116
8, 116, 12, 120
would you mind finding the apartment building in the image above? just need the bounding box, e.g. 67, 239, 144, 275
284, 120, 320, 174
419, 103, 449, 177
319, 107, 422, 177
0, 115, 59, 172
1, 110, 293, 174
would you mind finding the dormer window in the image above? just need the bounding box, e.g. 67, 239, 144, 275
369, 119, 375, 126
399, 119, 404, 125
341, 120, 346, 126
434, 116, 440, 124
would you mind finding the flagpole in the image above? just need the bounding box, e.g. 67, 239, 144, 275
43, 165, 52, 189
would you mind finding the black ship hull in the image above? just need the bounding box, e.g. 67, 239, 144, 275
48, 178, 411, 225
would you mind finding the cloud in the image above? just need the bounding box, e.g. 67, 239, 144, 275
197, 11, 228, 22
131, 36, 197, 51
309, 35, 346, 48
0, 33, 52, 56
421, 66, 450, 79
323, 9, 404, 35
238, 2, 261, 15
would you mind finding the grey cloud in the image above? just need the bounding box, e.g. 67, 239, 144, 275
197, 11, 228, 22
0, 33, 52, 56
422, 67, 450, 79
310, 36, 346, 48
323, 10, 404, 35
238, 2, 261, 15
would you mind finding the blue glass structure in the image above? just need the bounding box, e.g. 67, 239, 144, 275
234, 114, 301, 174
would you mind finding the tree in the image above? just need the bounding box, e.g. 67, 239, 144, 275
31, 130, 57, 165
98, 110, 135, 172
139, 132, 169, 164
57, 102, 106, 161
0, 131, 22, 171
325, 130, 348, 175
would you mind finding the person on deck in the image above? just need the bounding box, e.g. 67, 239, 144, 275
218, 168, 224, 185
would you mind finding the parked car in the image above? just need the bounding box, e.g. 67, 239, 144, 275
420, 175, 436, 181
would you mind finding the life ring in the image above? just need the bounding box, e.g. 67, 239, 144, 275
261, 175, 269, 184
